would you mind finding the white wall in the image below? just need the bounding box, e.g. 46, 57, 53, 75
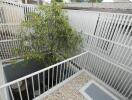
67, 10, 99, 34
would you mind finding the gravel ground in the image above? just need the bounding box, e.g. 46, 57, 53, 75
42, 71, 91, 100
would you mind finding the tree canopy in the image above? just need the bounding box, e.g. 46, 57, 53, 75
17, 1, 82, 67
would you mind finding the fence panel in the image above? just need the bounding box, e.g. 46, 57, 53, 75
68, 10, 132, 100
0, 1, 36, 61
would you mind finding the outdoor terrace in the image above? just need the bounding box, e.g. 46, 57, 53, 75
41, 71, 92, 100
38, 71, 122, 100
0, 1, 132, 100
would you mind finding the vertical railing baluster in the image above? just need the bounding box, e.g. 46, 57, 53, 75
31, 77, 35, 98
25, 79, 30, 100
38, 74, 40, 95
43, 71, 45, 92
71, 60, 74, 75
69, 61, 72, 76
9, 86, 14, 100
17, 82, 23, 100
59, 64, 62, 83
67, 62, 71, 78
52, 67, 54, 88
48, 69, 50, 90
65, 62, 68, 80
62, 63, 65, 81
56, 66, 58, 85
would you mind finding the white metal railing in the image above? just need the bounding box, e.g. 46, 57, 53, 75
0, 51, 83, 100
69, 10, 132, 71
0, 50, 132, 100
68, 10, 132, 99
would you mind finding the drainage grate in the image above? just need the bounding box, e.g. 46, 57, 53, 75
80, 81, 119, 100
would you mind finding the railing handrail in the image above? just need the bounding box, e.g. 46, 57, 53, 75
0, 51, 88, 89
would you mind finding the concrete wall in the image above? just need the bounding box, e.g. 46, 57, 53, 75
65, 2, 132, 10
67, 10, 98, 34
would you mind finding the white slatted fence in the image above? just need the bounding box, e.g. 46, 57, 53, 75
68, 10, 132, 100
0, 0, 36, 61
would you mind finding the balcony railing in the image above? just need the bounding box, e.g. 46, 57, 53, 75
0, 51, 83, 100
0, 1, 132, 100
0, 50, 132, 100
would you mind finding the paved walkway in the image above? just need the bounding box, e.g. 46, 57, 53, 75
42, 71, 92, 100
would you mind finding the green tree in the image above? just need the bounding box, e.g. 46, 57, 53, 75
18, 1, 82, 67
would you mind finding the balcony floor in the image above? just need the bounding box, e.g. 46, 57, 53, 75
41, 71, 92, 100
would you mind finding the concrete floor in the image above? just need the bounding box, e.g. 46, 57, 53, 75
41, 71, 92, 100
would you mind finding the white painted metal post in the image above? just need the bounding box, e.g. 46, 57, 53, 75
25, 0, 27, 4
0, 60, 7, 100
